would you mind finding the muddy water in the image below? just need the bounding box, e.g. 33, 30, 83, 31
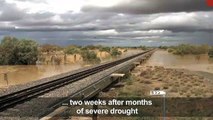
146, 50, 213, 73
0, 64, 82, 87
0, 50, 141, 88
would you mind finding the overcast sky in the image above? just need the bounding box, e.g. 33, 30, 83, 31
0, 0, 212, 46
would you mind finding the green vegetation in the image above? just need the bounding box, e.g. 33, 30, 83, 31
81, 45, 122, 57
64, 45, 80, 55
83, 45, 99, 50
40, 44, 62, 52
110, 48, 122, 57
64, 45, 122, 62
99, 46, 111, 53
0, 36, 125, 65
208, 47, 213, 58
158, 46, 168, 50
139, 46, 148, 50
0, 36, 38, 65
168, 44, 209, 55
80, 50, 100, 63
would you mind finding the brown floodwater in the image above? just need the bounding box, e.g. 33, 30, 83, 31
0, 64, 82, 88
0, 50, 141, 88
146, 50, 213, 73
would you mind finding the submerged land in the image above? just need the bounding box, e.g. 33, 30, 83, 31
0, 36, 213, 120
98, 50, 213, 120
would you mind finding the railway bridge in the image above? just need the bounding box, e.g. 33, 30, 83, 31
0, 49, 155, 119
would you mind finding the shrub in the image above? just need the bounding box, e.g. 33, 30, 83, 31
126, 80, 133, 85
99, 47, 111, 53
159, 46, 168, 50
65, 46, 80, 55
118, 91, 128, 96
40, 44, 62, 52
0, 36, 39, 65
80, 50, 100, 63
168, 48, 174, 53
16, 39, 39, 65
169, 44, 209, 56
110, 48, 122, 57
140, 46, 148, 50
208, 47, 213, 57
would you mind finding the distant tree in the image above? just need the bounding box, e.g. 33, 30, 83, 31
167, 48, 174, 53
171, 44, 209, 56
99, 47, 111, 53
65, 46, 80, 55
40, 44, 62, 53
159, 46, 168, 50
80, 50, 100, 63
0, 36, 18, 65
208, 47, 213, 58
0, 36, 39, 65
80, 46, 89, 51
0, 46, 3, 63
110, 48, 122, 57
15, 39, 39, 65
140, 46, 148, 50
85, 45, 98, 50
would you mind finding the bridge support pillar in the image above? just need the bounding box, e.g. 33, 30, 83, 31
110, 73, 125, 83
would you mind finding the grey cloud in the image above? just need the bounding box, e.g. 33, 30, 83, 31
0, 0, 27, 21
14, 0, 46, 3
0, 0, 213, 46
12, 12, 117, 29
82, 0, 213, 14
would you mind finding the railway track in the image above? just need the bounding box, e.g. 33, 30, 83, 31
0, 49, 154, 112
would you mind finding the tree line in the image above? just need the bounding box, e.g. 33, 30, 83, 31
159, 44, 213, 57
0, 36, 123, 65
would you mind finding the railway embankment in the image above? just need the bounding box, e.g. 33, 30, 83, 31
0, 50, 153, 120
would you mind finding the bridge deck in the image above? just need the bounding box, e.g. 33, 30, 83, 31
0, 50, 155, 119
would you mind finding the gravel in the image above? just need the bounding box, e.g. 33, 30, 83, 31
0, 59, 118, 97
0, 52, 148, 120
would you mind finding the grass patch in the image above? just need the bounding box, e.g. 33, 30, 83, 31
126, 80, 133, 85
118, 90, 129, 96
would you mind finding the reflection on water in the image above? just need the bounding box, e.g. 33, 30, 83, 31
0, 64, 82, 87
146, 50, 213, 73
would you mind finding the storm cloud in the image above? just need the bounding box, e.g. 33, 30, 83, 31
0, 0, 27, 21
0, 0, 213, 46
82, 0, 213, 14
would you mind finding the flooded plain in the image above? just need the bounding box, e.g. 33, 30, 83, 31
146, 50, 213, 73
0, 64, 82, 87
4, 49, 211, 88
0, 50, 140, 88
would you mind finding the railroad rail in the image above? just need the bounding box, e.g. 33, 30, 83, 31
0, 49, 154, 112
